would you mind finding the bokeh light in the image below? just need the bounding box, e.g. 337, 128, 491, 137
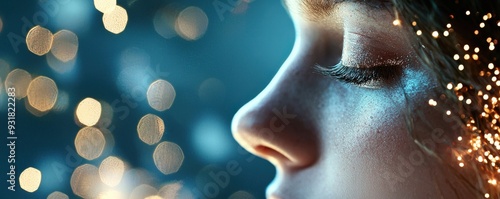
144, 195, 162, 199
137, 114, 165, 145
50, 30, 79, 62
47, 191, 69, 199
175, 7, 209, 41
52, 90, 70, 112
129, 184, 158, 199
0, 59, 10, 81
192, 114, 233, 162
52, 0, 94, 33
19, 167, 42, 193
26, 76, 58, 112
74, 127, 106, 160
116, 47, 156, 98
153, 5, 179, 39
97, 101, 114, 129
26, 25, 53, 56
100, 128, 115, 157
24, 97, 48, 117
96, 189, 125, 199
102, 5, 128, 34
153, 141, 184, 175
70, 164, 102, 198
147, 79, 176, 111
198, 78, 226, 104
94, 0, 116, 13
76, 97, 102, 126
229, 190, 256, 199
98, 156, 125, 187
158, 181, 183, 198
46, 51, 77, 74
5, 69, 32, 99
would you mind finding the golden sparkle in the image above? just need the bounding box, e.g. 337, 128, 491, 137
443, 30, 449, 37
47, 191, 69, 199
4, 69, 32, 99
50, 30, 79, 62
392, 19, 400, 26
416, 30, 422, 36
137, 114, 165, 145
428, 99, 437, 106
147, 79, 176, 111
70, 164, 101, 198
432, 31, 439, 38
26, 25, 53, 56
99, 156, 125, 187
75, 127, 106, 160
19, 167, 42, 193
102, 5, 128, 34
26, 76, 58, 112
153, 141, 184, 175
464, 44, 470, 51
76, 97, 102, 127
94, 0, 116, 13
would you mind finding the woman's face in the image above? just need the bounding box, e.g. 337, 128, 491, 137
232, 1, 477, 198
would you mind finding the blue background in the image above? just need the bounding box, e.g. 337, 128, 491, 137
0, 0, 295, 198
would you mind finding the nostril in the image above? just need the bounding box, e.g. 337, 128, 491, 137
255, 145, 293, 167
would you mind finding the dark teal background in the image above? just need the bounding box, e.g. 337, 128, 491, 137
0, 0, 295, 198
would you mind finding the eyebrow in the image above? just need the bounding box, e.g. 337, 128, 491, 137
284, 0, 390, 21
282, 0, 339, 20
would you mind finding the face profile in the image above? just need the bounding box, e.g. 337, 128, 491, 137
232, 0, 499, 198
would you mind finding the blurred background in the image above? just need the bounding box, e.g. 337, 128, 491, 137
0, 0, 295, 198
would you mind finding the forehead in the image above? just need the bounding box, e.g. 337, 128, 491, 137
283, 0, 392, 21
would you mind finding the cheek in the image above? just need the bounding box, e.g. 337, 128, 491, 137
312, 66, 457, 197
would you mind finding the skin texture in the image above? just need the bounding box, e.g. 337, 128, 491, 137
232, 1, 479, 198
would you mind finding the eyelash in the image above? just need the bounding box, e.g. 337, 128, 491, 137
315, 62, 401, 86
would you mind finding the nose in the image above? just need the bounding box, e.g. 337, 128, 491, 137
231, 53, 322, 170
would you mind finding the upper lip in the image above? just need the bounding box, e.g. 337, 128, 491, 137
266, 170, 288, 199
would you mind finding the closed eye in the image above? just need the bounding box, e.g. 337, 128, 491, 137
315, 62, 402, 87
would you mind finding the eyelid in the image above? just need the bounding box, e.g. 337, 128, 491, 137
315, 62, 401, 86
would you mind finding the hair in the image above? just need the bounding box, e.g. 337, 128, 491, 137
393, 0, 500, 198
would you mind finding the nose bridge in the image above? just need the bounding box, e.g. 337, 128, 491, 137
232, 51, 322, 170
